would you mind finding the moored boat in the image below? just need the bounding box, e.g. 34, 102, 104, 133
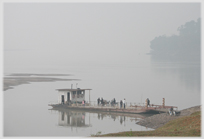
49, 88, 178, 114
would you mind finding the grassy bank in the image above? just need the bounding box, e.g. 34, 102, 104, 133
94, 111, 201, 137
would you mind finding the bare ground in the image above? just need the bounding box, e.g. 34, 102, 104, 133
136, 105, 201, 129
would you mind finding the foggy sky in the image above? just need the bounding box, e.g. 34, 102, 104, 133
4, 3, 200, 68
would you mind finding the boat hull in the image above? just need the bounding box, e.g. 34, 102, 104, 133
49, 104, 165, 114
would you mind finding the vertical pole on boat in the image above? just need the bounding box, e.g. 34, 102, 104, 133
89, 90, 90, 105
76, 91, 78, 106
162, 98, 165, 108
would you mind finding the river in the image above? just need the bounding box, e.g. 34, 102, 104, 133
4, 54, 200, 136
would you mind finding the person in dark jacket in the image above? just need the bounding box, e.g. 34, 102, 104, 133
169, 107, 173, 115
101, 98, 104, 106
120, 100, 122, 109
97, 98, 100, 106
113, 98, 116, 104
147, 98, 150, 107
123, 98, 126, 109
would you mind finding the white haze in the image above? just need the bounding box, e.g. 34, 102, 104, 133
4, 3, 200, 68
3, 2, 201, 136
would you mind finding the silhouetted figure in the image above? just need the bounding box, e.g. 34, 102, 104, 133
97, 98, 100, 106
147, 98, 150, 107
83, 100, 86, 106
120, 100, 122, 109
123, 98, 126, 109
100, 97, 102, 105
111, 98, 116, 106
169, 107, 174, 115
101, 98, 104, 106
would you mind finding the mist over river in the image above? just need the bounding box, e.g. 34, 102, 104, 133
4, 53, 200, 136
3, 2, 200, 137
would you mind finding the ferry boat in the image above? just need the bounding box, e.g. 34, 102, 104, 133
48, 88, 178, 114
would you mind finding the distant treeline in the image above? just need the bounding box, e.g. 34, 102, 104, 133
149, 18, 201, 62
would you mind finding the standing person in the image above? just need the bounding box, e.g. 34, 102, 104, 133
100, 97, 102, 105
101, 98, 104, 106
97, 98, 100, 106
120, 100, 122, 109
169, 107, 173, 115
82, 100, 84, 106
146, 98, 150, 107
123, 98, 126, 109
147, 98, 150, 107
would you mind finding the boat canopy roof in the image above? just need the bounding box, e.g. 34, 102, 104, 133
56, 88, 92, 91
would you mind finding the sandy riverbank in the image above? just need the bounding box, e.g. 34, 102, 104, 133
7, 73, 73, 76
3, 73, 80, 91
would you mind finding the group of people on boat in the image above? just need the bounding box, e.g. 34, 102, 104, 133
145, 98, 176, 115
97, 97, 104, 106
110, 98, 116, 106
120, 99, 126, 109
97, 97, 126, 108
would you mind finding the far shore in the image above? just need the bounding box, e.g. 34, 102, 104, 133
7, 73, 73, 76
3, 73, 79, 91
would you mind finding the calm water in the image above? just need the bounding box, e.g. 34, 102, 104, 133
4, 81, 153, 136
4, 54, 201, 136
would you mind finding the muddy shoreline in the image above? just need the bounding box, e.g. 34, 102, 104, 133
136, 105, 201, 129
3, 73, 80, 91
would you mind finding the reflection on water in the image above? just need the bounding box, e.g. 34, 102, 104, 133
50, 108, 153, 135
58, 110, 89, 128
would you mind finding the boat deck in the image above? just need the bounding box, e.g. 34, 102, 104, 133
49, 103, 177, 114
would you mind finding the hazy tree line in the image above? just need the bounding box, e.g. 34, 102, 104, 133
149, 18, 201, 62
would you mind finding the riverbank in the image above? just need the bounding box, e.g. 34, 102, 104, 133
137, 105, 201, 129
94, 105, 201, 137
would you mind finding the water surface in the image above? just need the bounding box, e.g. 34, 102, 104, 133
4, 54, 201, 136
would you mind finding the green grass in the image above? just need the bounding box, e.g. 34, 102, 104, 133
95, 111, 201, 137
